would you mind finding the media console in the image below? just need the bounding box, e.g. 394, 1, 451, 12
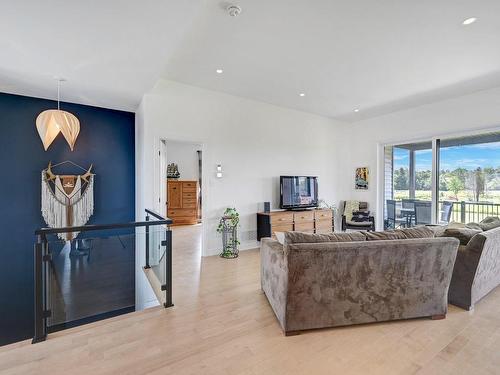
256, 208, 334, 240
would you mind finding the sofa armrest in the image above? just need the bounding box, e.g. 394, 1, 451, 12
448, 246, 481, 310
260, 238, 287, 331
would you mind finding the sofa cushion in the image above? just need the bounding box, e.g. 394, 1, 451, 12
439, 228, 482, 246
479, 216, 500, 231
400, 226, 436, 239
364, 230, 407, 241
364, 226, 435, 241
284, 231, 366, 244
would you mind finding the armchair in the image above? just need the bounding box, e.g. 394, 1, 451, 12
341, 200, 375, 231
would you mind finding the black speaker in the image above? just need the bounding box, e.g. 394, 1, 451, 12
264, 202, 271, 212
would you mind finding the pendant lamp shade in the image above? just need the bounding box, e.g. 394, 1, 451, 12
35, 79, 80, 151
36, 109, 80, 151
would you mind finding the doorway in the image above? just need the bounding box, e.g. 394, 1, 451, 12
160, 139, 203, 226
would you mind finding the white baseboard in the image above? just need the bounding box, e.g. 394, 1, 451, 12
142, 299, 160, 309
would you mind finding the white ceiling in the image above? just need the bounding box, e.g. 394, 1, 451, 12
0, 0, 202, 111
1, 0, 500, 120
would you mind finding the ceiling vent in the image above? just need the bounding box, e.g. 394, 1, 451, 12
227, 5, 242, 17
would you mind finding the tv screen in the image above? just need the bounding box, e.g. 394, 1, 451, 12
280, 176, 318, 209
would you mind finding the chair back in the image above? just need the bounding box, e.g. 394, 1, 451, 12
440, 201, 454, 223
386, 200, 396, 221
402, 199, 416, 210
414, 201, 432, 225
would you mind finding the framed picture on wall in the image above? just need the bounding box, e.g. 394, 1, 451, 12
355, 167, 369, 190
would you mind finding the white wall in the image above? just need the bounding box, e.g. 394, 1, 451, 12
337, 86, 500, 228
166, 140, 202, 181
135, 80, 344, 308
137, 79, 343, 248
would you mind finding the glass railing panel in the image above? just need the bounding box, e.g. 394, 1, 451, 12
147, 218, 168, 287
44, 229, 138, 329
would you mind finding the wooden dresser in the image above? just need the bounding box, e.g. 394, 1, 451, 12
257, 208, 334, 240
167, 180, 199, 225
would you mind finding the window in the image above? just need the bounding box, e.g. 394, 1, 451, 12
384, 131, 500, 229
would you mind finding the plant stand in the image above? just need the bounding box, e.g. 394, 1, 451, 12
219, 216, 239, 259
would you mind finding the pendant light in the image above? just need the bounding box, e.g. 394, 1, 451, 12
36, 79, 80, 151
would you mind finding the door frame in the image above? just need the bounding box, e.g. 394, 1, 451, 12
155, 137, 207, 255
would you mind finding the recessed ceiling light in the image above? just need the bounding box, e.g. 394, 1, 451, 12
462, 17, 477, 25
299, 93, 305, 97
354, 108, 360, 113
216, 69, 223, 74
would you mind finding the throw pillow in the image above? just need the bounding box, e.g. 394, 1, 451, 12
439, 228, 482, 246
274, 231, 285, 245
479, 216, 500, 231
284, 231, 366, 244
465, 222, 483, 231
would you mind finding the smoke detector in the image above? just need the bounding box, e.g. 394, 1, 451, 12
227, 5, 242, 17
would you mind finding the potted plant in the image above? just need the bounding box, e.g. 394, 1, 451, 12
217, 207, 240, 258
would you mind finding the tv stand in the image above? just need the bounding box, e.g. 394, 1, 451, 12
257, 208, 333, 240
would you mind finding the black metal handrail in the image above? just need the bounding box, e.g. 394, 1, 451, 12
35, 218, 172, 235
33, 209, 173, 344
145, 208, 168, 221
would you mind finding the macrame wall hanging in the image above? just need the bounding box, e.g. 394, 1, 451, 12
41, 161, 95, 241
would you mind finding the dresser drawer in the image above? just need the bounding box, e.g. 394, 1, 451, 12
294, 211, 314, 223
270, 212, 294, 224
182, 192, 197, 199
314, 209, 333, 220
182, 181, 197, 192
295, 222, 315, 232
271, 224, 294, 234
168, 209, 196, 218
315, 220, 333, 231
183, 199, 197, 208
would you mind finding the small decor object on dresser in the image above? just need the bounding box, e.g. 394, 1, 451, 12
217, 207, 240, 259
167, 163, 180, 179
355, 167, 369, 190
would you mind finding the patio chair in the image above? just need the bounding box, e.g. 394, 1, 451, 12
439, 201, 454, 224
341, 201, 375, 231
385, 199, 407, 229
414, 201, 432, 225
402, 198, 417, 226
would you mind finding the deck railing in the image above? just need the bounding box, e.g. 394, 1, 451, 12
440, 201, 500, 224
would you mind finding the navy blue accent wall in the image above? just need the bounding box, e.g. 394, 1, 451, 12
0, 92, 135, 346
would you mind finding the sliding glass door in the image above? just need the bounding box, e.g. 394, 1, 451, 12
384, 131, 500, 229
438, 133, 500, 223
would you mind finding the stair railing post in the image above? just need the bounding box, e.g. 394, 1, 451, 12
164, 227, 173, 308
32, 234, 47, 343
145, 215, 150, 269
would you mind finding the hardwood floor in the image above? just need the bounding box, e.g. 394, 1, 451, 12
1, 224, 499, 375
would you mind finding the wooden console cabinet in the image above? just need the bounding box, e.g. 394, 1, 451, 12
167, 180, 199, 225
257, 209, 334, 240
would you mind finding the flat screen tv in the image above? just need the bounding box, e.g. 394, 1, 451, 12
280, 176, 318, 210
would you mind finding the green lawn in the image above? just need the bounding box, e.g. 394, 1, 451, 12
394, 190, 500, 204
393, 190, 500, 223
